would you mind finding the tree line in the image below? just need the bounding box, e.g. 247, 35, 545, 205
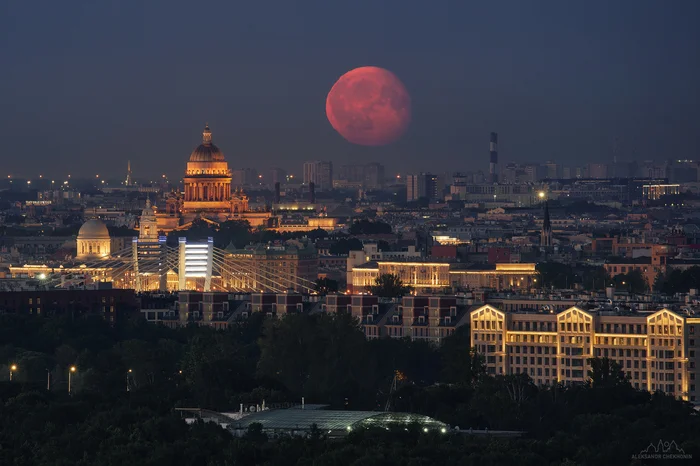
1, 312, 698, 465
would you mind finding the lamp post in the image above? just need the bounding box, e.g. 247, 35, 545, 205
68, 366, 77, 394
9, 364, 17, 381
126, 369, 132, 392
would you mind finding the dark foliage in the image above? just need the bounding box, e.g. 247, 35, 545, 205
0, 313, 698, 465
349, 219, 392, 235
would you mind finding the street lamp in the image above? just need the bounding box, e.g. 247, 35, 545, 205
127, 369, 132, 392
68, 366, 77, 394
9, 364, 17, 381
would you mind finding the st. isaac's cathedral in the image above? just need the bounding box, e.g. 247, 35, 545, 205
156, 124, 271, 231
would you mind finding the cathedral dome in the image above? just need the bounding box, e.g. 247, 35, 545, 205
189, 124, 225, 162
78, 219, 110, 239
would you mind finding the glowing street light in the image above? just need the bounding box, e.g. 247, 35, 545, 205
126, 368, 133, 392
538, 191, 546, 199
9, 364, 17, 381
68, 366, 77, 394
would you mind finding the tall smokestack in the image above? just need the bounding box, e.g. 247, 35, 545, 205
489, 132, 498, 183
274, 182, 281, 204
309, 182, 316, 204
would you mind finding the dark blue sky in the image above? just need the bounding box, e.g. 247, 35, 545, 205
1, 0, 698, 179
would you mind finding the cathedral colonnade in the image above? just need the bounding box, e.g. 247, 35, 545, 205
185, 182, 231, 202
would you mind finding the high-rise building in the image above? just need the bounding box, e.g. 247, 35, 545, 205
230, 168, 259, 188
543, 161, 560, 179
587, 163, 609, 179
264, 167, 287, 186
363, 163, 385, 190
335, 163, 386, 189
407, 173, 440, 202
303, 161, 333, 191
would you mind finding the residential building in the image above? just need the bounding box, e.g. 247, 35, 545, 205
303, 161, 333, 191
471, 305, 700, 403
0, 288, 137, 324
223, 240, 318, 293
407, 173, 440, 201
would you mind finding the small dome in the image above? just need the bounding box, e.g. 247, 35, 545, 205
189, 124, 225, 162
78, 219, 110, 239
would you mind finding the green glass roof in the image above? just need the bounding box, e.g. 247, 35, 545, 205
229, 409, 447, 431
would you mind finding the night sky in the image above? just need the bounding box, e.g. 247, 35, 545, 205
1, 0, 698, 180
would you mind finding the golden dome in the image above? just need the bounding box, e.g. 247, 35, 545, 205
78, 219, 110, 239
189, 124, 225, 162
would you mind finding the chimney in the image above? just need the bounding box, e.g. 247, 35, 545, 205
309, 182, 316, 204
274, 182, 281, 204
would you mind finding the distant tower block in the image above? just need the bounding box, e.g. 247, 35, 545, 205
309, 182, 316, 204
274, 182, 281, 204
489, 132, 498, 183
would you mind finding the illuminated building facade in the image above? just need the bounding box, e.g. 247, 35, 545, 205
156, 124, 271, 232
642, 184, 680, 200
223, 240, 318, 293
350, 262, 537, 293
471, 305, 700, 403
76, 219, 111, 260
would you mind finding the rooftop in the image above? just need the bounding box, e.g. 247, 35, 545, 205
228, 408, 447, 433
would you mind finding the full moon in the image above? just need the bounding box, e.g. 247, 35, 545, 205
326, 66, 411, 146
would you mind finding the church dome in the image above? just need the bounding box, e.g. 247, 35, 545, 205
78, 219, 110, 239
189, 124, 225, 162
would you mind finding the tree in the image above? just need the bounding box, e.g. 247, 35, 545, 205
369, 274, 409, 298
535, 262, 575, 289
587, 357, 628, 387
314, 278, 339, 295
439, 327, 485, 386
349, 219, 392, 235
611, 269, 647, 294
329, 237, 363, 255
580, 266, 609, 291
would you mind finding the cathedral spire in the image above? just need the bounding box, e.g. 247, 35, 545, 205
202, 123, 212, 145
541, 200, 552, 248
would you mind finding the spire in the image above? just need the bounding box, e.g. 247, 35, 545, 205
125, 160, 133, 186
202, 123, 212, 145
541, 200, 552, 248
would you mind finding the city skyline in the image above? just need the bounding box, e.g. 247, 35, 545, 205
1, 1, 698, 178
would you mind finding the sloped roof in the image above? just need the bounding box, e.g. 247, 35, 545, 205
229, 408, 446, 431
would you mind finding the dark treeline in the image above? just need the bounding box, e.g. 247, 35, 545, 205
1, 313, 699, 465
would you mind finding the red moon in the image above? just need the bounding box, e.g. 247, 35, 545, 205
326, 66, 411, 146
